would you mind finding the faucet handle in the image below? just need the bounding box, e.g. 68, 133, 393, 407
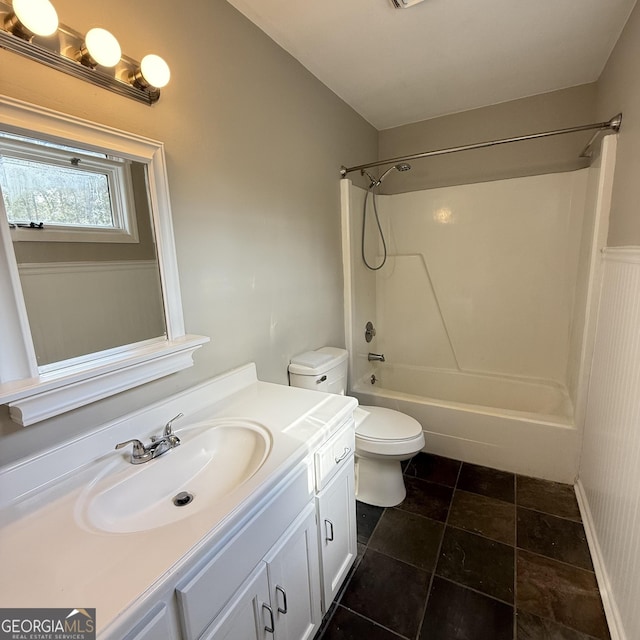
115, 438, 153, 464
115, 439, 146, 456
163, 412, 184, 437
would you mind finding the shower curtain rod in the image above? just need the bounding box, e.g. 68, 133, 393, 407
339, 113, 622, 178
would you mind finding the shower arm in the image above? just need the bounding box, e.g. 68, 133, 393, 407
339, 113, 622, 177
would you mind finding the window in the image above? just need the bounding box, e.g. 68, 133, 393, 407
0, 133, 138, 243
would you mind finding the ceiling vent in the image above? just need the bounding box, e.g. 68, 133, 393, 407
390, 0, 426, 8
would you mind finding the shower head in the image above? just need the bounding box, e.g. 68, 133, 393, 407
376, 162, 412, 185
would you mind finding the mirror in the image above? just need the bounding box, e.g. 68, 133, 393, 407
0, 96, 207, 426
1, 132, 167, 369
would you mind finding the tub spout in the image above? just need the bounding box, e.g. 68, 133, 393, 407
368, 352, 385, 362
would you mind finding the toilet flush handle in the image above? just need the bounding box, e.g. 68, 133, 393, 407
316, 375, 327, 384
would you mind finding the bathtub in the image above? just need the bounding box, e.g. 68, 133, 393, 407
350, 363, 580, 483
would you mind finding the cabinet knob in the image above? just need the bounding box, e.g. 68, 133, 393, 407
275, 585, 288, 614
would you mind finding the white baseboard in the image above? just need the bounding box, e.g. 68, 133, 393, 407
574, 479, 626, 640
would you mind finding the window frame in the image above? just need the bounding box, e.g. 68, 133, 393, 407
0, 136, 139, 243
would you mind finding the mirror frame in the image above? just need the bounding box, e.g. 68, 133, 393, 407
0, 95, 208, 426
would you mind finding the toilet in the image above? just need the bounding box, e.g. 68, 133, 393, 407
288, 347, 425, 507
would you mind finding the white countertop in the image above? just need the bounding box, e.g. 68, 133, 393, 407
0, 364, 357, 636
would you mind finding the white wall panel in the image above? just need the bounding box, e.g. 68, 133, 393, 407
579, 248, 640, 640
18, 260, 165, 366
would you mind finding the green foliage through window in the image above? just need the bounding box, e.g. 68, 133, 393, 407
0, 156, 114, 227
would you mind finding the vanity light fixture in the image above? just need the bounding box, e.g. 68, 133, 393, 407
4, 0, 58, 39
131, 54, 171, 90
0, 0, 170, 104
390, 0, 426, 8
79, 27, 121, 68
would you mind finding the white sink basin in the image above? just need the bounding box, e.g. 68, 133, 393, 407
76, 420, 272, 533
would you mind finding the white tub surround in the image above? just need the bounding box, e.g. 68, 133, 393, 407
340, 137, 617, 482
0, 364, 357, 639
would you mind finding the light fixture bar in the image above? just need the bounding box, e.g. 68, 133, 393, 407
390, 0, 427, 8
0, 29, 157, 104
0, 2, 164, 105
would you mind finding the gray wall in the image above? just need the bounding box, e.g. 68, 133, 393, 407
0, 0, 377, 462
597, 1, 640, 246
378, 84, 597, 193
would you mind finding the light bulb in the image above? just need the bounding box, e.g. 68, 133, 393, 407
82, 28, 121, 68
139, 54, 170, 89
11, 0, 59, 37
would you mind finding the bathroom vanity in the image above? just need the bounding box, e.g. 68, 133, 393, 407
0, 364, 358, 639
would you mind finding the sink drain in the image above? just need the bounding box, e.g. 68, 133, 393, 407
173, 491, 194, 507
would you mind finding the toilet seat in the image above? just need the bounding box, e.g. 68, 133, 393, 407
355, 405, 425, 457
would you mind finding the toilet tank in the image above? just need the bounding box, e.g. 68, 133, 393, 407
288, 347, 348, 395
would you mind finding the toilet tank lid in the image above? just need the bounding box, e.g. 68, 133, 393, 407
288, 347, 348, 375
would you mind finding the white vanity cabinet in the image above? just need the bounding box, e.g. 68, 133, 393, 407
316, 460, 357, 609
111, 418, 357, 640
122, 604, 175, 640
313, 419, 357, 611
0, 365, 359, 640
176, 463, 322, 640
202, 505, 322, 640
263, 505, 321, 640
175, 419, 357, 640
200, 563, 270, 640
202, 504, 321, 640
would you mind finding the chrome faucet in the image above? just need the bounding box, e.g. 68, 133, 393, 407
153, 412, 183, 447
115, 413, 183, 464
368, 352, 385, 362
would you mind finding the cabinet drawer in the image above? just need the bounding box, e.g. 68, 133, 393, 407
176, 462, 312, 640
315, 419, 355, 491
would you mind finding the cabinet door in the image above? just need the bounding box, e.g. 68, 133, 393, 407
202, 563, 272, 640
264, 503, 321, 640
316, 457, 357, 610
122, 604, 174, 640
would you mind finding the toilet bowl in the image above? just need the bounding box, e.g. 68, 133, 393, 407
354, 405, 425, 506
288, 347, 425, 507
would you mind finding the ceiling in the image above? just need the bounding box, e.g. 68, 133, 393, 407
225, 0, 637, 130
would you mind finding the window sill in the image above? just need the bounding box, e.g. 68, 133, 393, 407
9, 225, 139, 243
0, 335, 209, 426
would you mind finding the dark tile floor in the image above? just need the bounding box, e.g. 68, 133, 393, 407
314, 453, 610, 640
